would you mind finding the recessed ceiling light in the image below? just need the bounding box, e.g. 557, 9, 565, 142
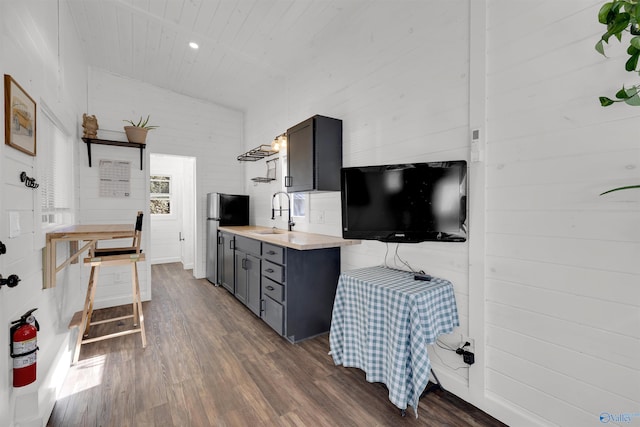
189, 42, 199, 49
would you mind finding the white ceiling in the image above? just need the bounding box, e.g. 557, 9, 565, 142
66, 0, 372, 111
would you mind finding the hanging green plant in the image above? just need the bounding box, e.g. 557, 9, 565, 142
595, 0, 640, 106
595, 1, 640, 195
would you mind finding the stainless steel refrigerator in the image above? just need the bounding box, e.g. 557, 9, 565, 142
206, 193, 249, 286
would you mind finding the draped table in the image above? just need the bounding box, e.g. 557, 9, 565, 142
329, 266, 459, 417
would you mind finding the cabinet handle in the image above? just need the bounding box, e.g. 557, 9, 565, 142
217, 236, 222, 245
230, 239, 235, 250
266, 285, 274, 291
267, 250, 276, 255
284, 176, 292, 187
265, 268, 274, 273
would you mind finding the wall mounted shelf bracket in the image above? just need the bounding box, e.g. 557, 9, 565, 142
237, 144, 278, 162
82, 137, 145, 170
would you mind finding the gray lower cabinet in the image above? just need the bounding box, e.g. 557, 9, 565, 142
260, 241, 340, 343
218, 231, 235, 294
234, 236, 262, 316
225, 234, 340, 342
262, 279, 284, 335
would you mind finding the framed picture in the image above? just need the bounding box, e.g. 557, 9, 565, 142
4, 74, 36, 156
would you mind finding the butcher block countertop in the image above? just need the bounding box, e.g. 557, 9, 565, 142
218, 226, 361, 251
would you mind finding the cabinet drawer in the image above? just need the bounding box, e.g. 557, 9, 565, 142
262, 260, 284, 283
263, 296, 284, 336
262, 243, 284, 264
263, 277, 284, 302
235, 235, 261, 255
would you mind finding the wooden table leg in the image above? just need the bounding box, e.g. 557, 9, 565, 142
44, 237, 55, 289
70, 241, 78, 264
73, 265, 99, 365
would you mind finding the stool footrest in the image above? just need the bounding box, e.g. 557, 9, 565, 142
69, 312, 137, 329
88, 314, 135, 327
81, 327, 143, 345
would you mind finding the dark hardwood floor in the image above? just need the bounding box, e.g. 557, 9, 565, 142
48, 262, 506, 427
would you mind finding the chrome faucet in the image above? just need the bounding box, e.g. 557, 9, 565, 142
271, 191, 295, 231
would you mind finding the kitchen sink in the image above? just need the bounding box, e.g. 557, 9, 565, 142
250, 229, 288, 235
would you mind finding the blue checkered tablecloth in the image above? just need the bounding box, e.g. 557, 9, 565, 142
329, 266, 459, 417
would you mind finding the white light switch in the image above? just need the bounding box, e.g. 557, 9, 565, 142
9, 211, 20, 238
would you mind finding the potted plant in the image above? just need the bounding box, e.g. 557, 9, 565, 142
595, 1, 640, 194
123, 115, 158, 144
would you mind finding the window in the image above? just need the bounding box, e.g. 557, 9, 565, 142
39, 106, 74, 228
150, 175, 172, 215
292, 193, 306, 217
281, 154, 307, 219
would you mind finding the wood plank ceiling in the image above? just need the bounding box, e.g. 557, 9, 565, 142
66, 0, 370, 111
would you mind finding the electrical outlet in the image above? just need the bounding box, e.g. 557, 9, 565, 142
311, 210, 326, 224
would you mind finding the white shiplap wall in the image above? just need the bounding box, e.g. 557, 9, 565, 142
484, 1, 640, 426
244, 0, 473, 389
247, 1, 639, 426
86, 68, 244, 289
0, 2, 88, 426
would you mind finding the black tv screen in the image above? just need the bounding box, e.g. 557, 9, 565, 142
341, 161, 467, 243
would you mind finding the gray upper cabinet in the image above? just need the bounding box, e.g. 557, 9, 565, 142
285, 115, 342, 193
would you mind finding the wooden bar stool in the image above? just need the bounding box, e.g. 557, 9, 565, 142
72, 211, 147, 365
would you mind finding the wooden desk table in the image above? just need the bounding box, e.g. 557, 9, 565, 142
44, 224, 135, 289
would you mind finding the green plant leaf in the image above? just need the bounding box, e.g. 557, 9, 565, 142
632, 36, 640, 49
123, 115, 157, 129
626, 52, 640, 70
622, 0, 634, 14
623, 88, 640, 104
596, 39, 606, 55
610, 12, 631, 34
610, 1, 623, 16
624, 94, 640, 104
599, 96, 616, 106
628, 44, 639, 54
600, 184, 640, 195
599, 2, 614, 24
615, 86, 629, 98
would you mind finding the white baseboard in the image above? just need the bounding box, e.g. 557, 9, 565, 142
11, 332, 71, 427
150, 257, 180, 265
427, 364, 548, 427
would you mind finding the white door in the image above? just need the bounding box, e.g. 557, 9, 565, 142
149, 154, 196, 268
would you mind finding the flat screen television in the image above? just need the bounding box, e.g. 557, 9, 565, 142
341, 160, 467, 243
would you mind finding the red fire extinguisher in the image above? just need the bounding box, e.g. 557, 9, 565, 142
10, 308, 40, 387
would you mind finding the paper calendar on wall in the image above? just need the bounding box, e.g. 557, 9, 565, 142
99, 159, 131, 197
